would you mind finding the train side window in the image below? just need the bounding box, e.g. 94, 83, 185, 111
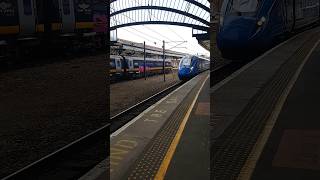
63, 0, 71, 15
23, 0, 33, 15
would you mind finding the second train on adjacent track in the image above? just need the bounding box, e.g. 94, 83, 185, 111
0, 0, 107, 60
110, 55, 173, 80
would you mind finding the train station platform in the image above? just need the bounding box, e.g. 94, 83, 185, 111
211, 26, 320, 180
81, 71, 210, 180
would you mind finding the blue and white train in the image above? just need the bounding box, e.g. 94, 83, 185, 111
178, 55, 210, 80
217, 0, 320, 59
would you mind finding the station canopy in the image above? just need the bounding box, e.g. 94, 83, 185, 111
110, 0, 210, 48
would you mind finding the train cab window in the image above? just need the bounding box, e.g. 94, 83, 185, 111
63, 0, 71, 15
227, 0, 259, 16
179, 56, 191, 67
23, 0, 33, 15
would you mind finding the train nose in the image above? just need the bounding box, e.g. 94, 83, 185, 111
217, 17, 257, 59
179, 67, 190, 75
178, 67, 192, 79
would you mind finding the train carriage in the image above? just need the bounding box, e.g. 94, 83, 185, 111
110, 55, 173, 80
0, 0, 37, 36
217, 0, 320, 60
0, 0, 107, 60
110, 55, 123, 78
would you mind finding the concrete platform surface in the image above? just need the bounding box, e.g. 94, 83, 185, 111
251, 34, 320, 180
165, 75, 210, 180
211, 26, 320, 180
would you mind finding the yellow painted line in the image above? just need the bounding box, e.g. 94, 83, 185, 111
37, 24, 44, 32
155, 73, 209, 180
0, 26, 19, 34
51, 23, 62, 31
238, 38, 320, 180
76, 22, 94, 29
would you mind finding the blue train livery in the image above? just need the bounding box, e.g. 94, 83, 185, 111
178, 55, 210, 80
217, 0, 320, 60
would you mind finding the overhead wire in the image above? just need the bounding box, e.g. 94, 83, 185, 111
110, 6, 164, 44
132, 0, 186, 42
110, 0, 209, 54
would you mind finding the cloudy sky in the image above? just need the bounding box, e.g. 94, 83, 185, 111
113, 25, 210, 57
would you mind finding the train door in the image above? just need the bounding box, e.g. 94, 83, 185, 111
115, 58, 122, 74
127, 58, 134, 72
58, 0, 75, 33
17, 0, 36, 35
284, 0, 295, 31
318, 0, 320, 20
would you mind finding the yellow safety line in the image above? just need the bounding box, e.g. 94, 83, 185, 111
155, 73, 209, 180
237, 38, 320, 180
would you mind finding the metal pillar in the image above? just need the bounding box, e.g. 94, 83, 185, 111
144, 41, 146, 80
163, 40, 166, 82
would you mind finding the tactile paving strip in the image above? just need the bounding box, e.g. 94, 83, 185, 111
124, 75, 205, 179
212, 32, 320, 180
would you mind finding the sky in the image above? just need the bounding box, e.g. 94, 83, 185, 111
113, 25, 210, 57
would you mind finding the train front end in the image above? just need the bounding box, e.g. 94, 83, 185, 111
178, 56, 196, 80
217, 0, 271, 60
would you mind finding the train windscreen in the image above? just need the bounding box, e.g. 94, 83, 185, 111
226, 0, 260, 16
179, 56, 191, 68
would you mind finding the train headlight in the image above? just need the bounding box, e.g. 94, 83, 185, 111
190, 67, 194, 72
257, 16, 266, 26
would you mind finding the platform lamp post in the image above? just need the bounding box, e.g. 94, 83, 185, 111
144, 41, 146, 80
163, 40, 166, 82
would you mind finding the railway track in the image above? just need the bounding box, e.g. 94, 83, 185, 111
211, 60, 248, 87
110, 69, 178, 84
110, 81, 184, 133
2, 123, 109, 180
2, 60, 237, 180
2, 80, 183, 180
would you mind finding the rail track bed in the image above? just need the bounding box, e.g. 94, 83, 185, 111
110, 81, 184, 133
0, 54, 107, 179
110, 72, 180, 117
0, 47, 105, 73
2, 56, 245, 179
2, 68, 181, 179
211, 59, 247, 87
